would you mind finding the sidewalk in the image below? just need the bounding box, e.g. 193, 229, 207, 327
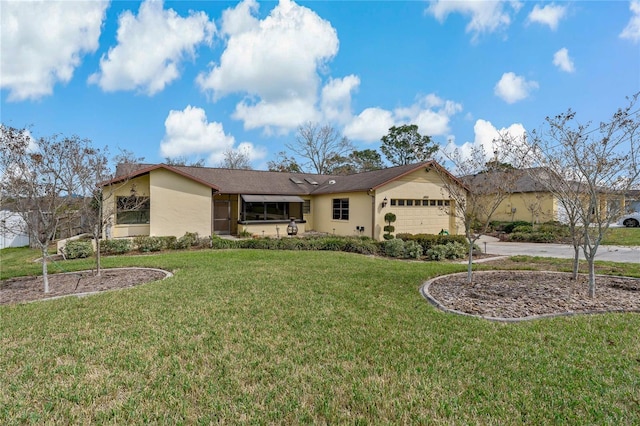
476, 235, 640, 264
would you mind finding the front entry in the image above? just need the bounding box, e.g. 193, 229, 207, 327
213, 200, 231, 235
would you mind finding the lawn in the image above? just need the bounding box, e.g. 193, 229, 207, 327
603, 227, 640, 246
1, 248, 640, 423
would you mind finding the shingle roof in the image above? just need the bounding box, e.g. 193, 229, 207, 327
106, 161, 460, 195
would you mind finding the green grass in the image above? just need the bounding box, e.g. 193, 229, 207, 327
602, 227, 640, 246
2, 248, 640, 423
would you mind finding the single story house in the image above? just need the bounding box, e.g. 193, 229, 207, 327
465, 167, 627, 224
100, 161, 466, 241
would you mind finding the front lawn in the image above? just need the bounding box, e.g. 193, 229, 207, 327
602, 226, 640, 246
1, 249, 639, 423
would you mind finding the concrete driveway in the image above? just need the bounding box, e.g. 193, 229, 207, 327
477, 235, 640, 263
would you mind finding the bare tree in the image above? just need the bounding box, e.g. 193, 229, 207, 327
219, 148, 252, 170
435, 133, 525, 283
0, 127, 106, 292
164, 156, 205, 167
287, 122, 353, 174
530, 95, 640, 296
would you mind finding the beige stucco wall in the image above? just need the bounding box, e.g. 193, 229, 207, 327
312, 192, 374, 237
489, 192, 556, 223
103, 174, 151, 238
150, 169, 212, 237
375, 168, 459, 238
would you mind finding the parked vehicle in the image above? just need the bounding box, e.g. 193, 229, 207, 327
618, 212, 640, 227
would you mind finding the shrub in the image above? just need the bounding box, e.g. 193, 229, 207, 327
318, 237, 349, 251
343, 237, 379, 256
134, 236, 164, 252
100, 239, 132, 255
62, 240, 93, 259
383, 238, 405, 258
210, 236, 236, 249
159, 236, 178, 249
398, 233, 467, 253
426, 241, 467, 261
403, 240, 423, 259
503, 221, 531, 234
512, 224, 533, 234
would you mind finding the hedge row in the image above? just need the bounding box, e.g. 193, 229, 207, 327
87, 232, 473, 262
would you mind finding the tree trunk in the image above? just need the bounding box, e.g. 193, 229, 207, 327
466, 242, 474, 284
572, 244, 580, 280
95, 237, 101, 277
41, 245, 50, 293
588, 259, 596, 298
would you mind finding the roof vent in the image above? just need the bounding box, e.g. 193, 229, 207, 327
328, 179, 336, 185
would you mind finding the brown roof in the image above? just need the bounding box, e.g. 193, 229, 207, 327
105, 161, 461, 195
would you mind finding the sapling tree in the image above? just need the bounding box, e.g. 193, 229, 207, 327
0, 127, 106, 292
530, 94, 640, 296
434, 133, 526, 283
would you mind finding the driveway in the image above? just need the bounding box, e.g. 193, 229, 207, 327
477, 235, 640, 264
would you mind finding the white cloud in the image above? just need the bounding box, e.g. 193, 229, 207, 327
160, 105, 235, 160
343, 108, 396, 142
344, 94, 463, 142
494, 72, 539, 104
620, 0, 640, 43
553, 48, 575, 73
321, 75, 360, 124
197, 0, 339, 132
89, 0, 215, 95
443, 119, 528, 167
426, 1, 519, 41
0, 1, 107, 101
527, 3, 567, 30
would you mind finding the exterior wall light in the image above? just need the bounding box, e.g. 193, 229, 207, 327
381, 197, 388, 208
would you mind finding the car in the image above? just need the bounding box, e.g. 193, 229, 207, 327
618, 212, 640, 227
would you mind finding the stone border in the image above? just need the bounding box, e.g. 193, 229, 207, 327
26, 267, 173, 304
420, 270, 640, 322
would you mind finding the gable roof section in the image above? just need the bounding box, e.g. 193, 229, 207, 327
102, 161, 464, 196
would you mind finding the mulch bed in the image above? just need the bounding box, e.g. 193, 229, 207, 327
0, 268, 169, 305
425, 270, 640, 320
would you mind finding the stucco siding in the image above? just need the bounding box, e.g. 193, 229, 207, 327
375, 168, 457, 238
313, 192, 373, 237
490, 192, 556, 223
150, 169, 212, 237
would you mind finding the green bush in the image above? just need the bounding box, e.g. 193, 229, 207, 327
343, 237, 379, 256
134, 236, 164, 252
426, 241, 467, 260
383, 238, 405, 258
100, 239, 132, 255
397, 233, 467, 253
210, 236, 237, 249
62, 240, 93, 259
512, 224, 533, 233
503, 221, 531, 233
159, 236, 178, 249
403, 240, 423, 259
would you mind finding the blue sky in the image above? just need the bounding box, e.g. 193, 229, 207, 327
2, 0, 639, 170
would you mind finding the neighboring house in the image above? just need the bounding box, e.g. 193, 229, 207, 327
100, 161, 466, 241
0, 210, 30, 249
465, 167, 626, 224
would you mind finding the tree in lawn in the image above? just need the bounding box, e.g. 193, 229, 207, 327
380, 124, 439, 166
0, 127, 106, 292
286, 122, 353, 174
435, 134, 525, 283
530, 95, 640, 297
